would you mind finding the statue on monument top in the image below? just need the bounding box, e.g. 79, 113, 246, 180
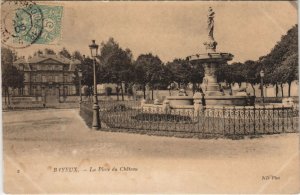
207, 7, 215, 40
204, 7, 217, 52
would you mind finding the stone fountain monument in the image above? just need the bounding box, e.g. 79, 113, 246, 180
187, 7, 254, 106
144, 7, 254, 110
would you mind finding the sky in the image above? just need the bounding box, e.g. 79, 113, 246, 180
14, 1, 297, 63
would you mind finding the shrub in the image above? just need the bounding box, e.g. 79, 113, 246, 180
132, 113, 192, 122
108, 104, 129, 112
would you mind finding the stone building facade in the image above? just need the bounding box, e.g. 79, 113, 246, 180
13, 54, 80, 102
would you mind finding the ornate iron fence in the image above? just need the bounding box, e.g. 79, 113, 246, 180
80, 100, 299, 137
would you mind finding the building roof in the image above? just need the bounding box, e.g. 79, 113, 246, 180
13, 54, 81, 71
28, 54, 80, 65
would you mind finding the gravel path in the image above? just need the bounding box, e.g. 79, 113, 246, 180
3, 109, 299, 193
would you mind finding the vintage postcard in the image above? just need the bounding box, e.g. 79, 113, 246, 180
1, 0, 299, 194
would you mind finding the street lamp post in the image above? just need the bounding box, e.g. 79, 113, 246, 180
89, 40, 101, 129
78, 70, 83, 106
260, 70, 265, 104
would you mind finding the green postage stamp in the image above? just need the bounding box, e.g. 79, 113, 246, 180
33, 4, 63, 45
1, 1, 63, 48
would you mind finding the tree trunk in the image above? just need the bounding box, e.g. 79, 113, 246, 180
280, 83, 284, 97
275, 83, 278, 97
192, 83, 195, 95
143, 84, 146, 99
7, 87, 10, 106
250, 83, 255, 96
151, 87, 154, 100
288, 81, 292, 97
4, 87, 7, 105
120, 83, 124, 101
116, 85, 119, 101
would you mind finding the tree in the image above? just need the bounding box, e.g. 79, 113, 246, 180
99, 38, 133, 101
59, 47, 71, 59
1, 47, 24, 105
261, 24, 298, 93
44, 48, 56, 55
216, 63, 245, 95
72, 50, 84, 61
80, 57, 94, 97
242, 60, 261, 96
134, 53, 163, 99
71, 51, 84, 95
272, 53, 298, 97
166, 59, 204, 94
166, 59, 192, 88
33, 49, 43, 56
190, 63, 205, 94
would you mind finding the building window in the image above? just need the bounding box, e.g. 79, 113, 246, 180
48, 75, 55, 82
32, 86, 36, 96
64, 86, 68, 95
42, 75, 47, 82
55, 75, 59, 82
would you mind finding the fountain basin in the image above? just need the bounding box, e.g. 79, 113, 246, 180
205, 95, 255, 106
165, 95, 255, 107
166, 96, 194, 108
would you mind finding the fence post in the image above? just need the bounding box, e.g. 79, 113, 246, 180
243, 106, 246, 135
253, 106, 256, 135
223, 106, 226, 136
193, 96, 202, 134
287, 105, 291, 131
193, 97, 201, 119
238, 106, 241, 134
233, 106, 236, 135
202, 106, 206, 136
263, 105, 266, 134
212, 107, 215, 134
291, 105, 294, 132
162, 99, 171, 114
282, 105, 285, 133
272, 105, 275, 134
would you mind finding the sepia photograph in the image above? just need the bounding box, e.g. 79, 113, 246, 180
1, 0, 299, 193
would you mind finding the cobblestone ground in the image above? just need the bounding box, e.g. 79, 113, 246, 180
2, 109, 299, 193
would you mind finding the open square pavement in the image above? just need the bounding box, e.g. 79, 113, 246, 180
2, 108, 299, 193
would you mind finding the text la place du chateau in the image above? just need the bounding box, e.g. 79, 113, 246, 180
53, 166, 138, 173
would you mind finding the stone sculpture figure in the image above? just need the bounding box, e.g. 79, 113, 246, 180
204, 7, 217, 52
207, 7, 215, 40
